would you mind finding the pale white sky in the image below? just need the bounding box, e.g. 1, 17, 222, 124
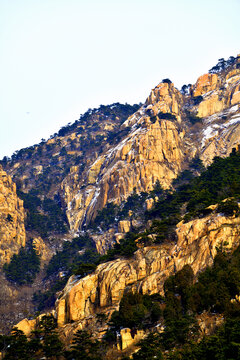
0, 0, 239, 159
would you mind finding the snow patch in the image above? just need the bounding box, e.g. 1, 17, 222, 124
229, 105, 239, 112
122, 106, 144, 128
202, 125, 218, 146
202, 112, 240, 147
205, 105, 239, 124
224, 116, 240, 127
89, 188, 101, 207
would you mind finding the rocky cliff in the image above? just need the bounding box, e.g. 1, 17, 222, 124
62, 82, 195, 231
61, 56, 240, 232
0, 166, 26, 264
195, 62, 240, 165
56, 210, 240, 330
2, 56, 240, 237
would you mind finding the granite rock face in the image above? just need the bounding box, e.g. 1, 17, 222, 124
0, 166, 26, 264
62, 61, 240, 232
62, 82, 194, 230
3, 59, 240, 235
8, 57, 240, 352
194, 69, 240, 118
56, 212, 240, 326
119, 328, 145, 351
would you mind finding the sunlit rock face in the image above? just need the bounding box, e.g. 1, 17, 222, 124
3, 59, 240, 235
194, 69, 240, 118
56, 211, 240, 326
196, 68, 240, 166
62, 81, 195, 230
62, 61, 240, 232
0, 166, 26, 264
8, 56, 240, 348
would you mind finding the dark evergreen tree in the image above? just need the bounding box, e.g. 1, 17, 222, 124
65, 330, 104, 360
3, 242, 40, 285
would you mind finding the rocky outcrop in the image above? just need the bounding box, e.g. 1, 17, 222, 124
62, 82, 195, 231
62, 63, 240, 232
15, 312, 56, 336
32, 237, 53, 265
118, 220, 131, 233
91, 224, 135, 254
200, 103, 240, 166
91, 228, 118, 254
193, 68, 240, 118
2, 57, 240, 236
146, 82, 183, 120
0, 167, 26, 264
118, 328, 145, 351
190, 66, 240, 166
56, 212, 240, 327
15, 318, 36, 336
197, 312, 224, 336
193, 73, 219, 97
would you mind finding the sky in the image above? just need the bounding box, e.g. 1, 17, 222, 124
0, 0, 240, 159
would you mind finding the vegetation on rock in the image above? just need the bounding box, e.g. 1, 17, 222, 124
6, 245, 240, 359
1, 54, 240, 360
0, 315, 63, 360
209, 55, 237, 74
17, 189, 68, 238
33, 235, 100, 311
120, 245, 240, 359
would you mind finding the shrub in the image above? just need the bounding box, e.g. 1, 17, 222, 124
72, 263, 97, 276
17, 190, 68, 238
193, 95, 204, 105
185, 110, 202, 125
109, 291, 162, 330
217, 199, 240, 217
65, 330, 104, 359
158, 112, 177, 120
3, 242, 40, 285
162, 78, 172, 84
92, 203, 119, 230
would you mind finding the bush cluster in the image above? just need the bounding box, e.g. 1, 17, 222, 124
3, 242, 40, 285
17, 190, 68, 238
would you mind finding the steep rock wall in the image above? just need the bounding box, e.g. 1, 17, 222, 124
0, 167, 26, 264
56, 212, 240, 326
62, 82, 195, 230
188, 67, 240, 166
61, 67, 240, 232
193, 69, 240, 118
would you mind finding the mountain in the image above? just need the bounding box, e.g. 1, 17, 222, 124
2, 56, 240, 241
62, 55, 240, 233
1, 54, 240, 359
